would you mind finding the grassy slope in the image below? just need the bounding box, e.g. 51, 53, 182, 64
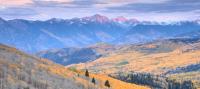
0, 44, 148, 89
74, 70, 149, 89
71, 39, 200, 74
71, 40, 200, 88
0, 44, 86, 89
73, 50, 200, 75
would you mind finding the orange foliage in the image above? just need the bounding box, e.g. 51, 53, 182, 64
77, 71, 149, 89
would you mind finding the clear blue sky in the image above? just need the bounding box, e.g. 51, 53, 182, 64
0, 0, 199, 22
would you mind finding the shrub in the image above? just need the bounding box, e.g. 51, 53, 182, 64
105, 80, 111, 88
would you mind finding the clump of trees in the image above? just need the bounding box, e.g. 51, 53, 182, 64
85, 69, 112, 88
167, 79, 196, 89
111, 72, 197, 89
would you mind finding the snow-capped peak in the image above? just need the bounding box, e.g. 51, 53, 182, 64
195, 19, 200, 25
0, 18, 6, 25
47, 18, 65, 24
82, 14, 109, 23
112, 16, 128, 22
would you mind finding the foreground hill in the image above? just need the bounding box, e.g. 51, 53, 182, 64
0, 44, 86, 89
0, 44, 149, 89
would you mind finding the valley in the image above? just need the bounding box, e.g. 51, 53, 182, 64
69, 38, 200, 88
0, 14, 200, 89
1, 0, 200, 88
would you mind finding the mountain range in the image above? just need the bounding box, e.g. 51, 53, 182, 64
1, 14, 200, 89
0, 14, 200, 53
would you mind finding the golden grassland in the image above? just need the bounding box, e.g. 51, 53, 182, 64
38, 59, 150, 89
76, 70, 150, 89
91, 74, 149, 89
73, 49, 200, 75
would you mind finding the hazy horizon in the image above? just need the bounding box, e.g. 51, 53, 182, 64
0, 0, 199, 22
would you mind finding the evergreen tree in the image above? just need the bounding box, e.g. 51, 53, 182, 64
85, 69, 89, 77
91, 77, 96, 84
105, 80, 111, 88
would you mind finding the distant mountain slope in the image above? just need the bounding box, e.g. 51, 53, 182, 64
38, 38, 200, 66
176, 29, 200, 38
0, 15, 200, 53
0, 15, 127, 53
36, 43, 117, 65
37, 47, 102, 65
116, 22, 200, 44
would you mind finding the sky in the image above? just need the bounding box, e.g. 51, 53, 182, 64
0, 0, 200, 22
